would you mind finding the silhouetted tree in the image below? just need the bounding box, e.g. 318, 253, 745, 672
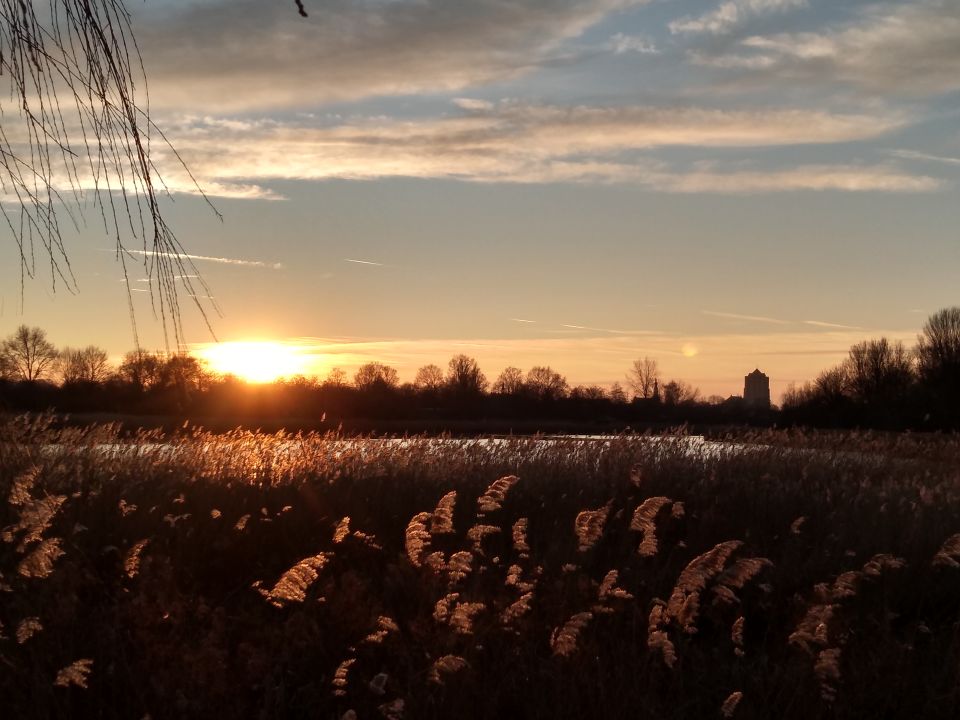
492, 367, 525, 395
814, 366, 849, 402
414, 364, 445, 391
354, 362, 399, 391
324, 367, 349, 388
609, 382, 628, 404
0, 326, 59, 381
845, 338, 913, 401
525, 366, 569, 401
117, 351, 166, 391
626, 357, 660, 399
57, 346, 111, 384
662, 380, 699, 406
159, 355, 211, 410
570, 385, 607, 401
917, 307, 960, 390
446, 355, 487, 395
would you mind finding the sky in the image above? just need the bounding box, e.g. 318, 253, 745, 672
1, 0, 958, 399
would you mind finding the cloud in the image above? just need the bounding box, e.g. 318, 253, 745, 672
510, 318, 537, 323
344, 258, 386, 266
149, 103, 935, 195
695, 0, 960, 96
670, 0, 806, 36
137, 0, 650, 112
664, 165, 940, 194
609, 32, 658, 54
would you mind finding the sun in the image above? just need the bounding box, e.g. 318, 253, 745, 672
196, 341, 311, 383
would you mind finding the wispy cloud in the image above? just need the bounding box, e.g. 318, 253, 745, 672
344, 258, 386, 267
609, 32, 658, 55
695, 1, 960, 97
153, 104, 934, 195
702, 310, 792, 325
510, 318, 537, 324
121, 249, 284, 269
666, 165, 939, 194
137, 0, 651, 113
670, 0, 807, 36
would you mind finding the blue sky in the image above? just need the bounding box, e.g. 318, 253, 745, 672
1, 0, 958, 397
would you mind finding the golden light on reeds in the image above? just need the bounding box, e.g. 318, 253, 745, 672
6, 417, 960, 716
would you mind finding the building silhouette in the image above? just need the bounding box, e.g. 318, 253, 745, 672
744, 369, 770, 409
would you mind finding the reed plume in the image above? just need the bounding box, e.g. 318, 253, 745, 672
54, 659, 93, 689
334, 517, 351, 543
364, 616, 400, 644
512, 518, 530, 558
630, 496, 673, 557
378, 698, 404, 719
667, 541, 742, 632
17, 537, 64, 578
467, 524, 500, 554
447, 551, 474, 584
647, 601, 677, 668
405, 512, 433, 567
332, 658, 355, 696
501, 592, 535, 626
450, 602, 486, 635
431, 491, 457, 535
598, 569, 633, 602
429, 655, 468, 685
255, 553, 329, 607
477, 475, 519, 515
550, 611, 593, 658
575, 503, 611, 553
814, 648, 842, 702
720, 691, 743, 717
933, 533, 960, 568
433, 593, 460, 624
16, 617, 43, 644
731, 616, 745, 656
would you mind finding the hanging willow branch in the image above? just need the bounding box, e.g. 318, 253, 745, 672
0, 1, 315, 347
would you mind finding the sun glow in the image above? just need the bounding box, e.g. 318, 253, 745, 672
196, 341, 311, 383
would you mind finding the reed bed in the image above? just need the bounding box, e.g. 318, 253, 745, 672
2, 415, 960, 719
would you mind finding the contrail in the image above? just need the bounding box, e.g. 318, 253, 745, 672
119, 249, 284, 269
803, 320, 863, 330
702, 310, 791, 325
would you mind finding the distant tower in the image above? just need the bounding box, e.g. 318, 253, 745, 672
744, 369, 770, 409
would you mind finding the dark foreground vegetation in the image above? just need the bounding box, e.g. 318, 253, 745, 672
3, 416, 960, 719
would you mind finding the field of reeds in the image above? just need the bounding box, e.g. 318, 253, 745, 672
2, 415, 960, 719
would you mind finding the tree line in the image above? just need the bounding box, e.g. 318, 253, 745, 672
2, 307, 958, 429
780, 307, 960, 429
0, 327, 754, 428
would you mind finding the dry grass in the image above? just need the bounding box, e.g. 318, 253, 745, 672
2, 414, 960, 718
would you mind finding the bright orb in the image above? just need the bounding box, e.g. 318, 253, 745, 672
681, 343, 699, 358
197, 341, 308, 383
